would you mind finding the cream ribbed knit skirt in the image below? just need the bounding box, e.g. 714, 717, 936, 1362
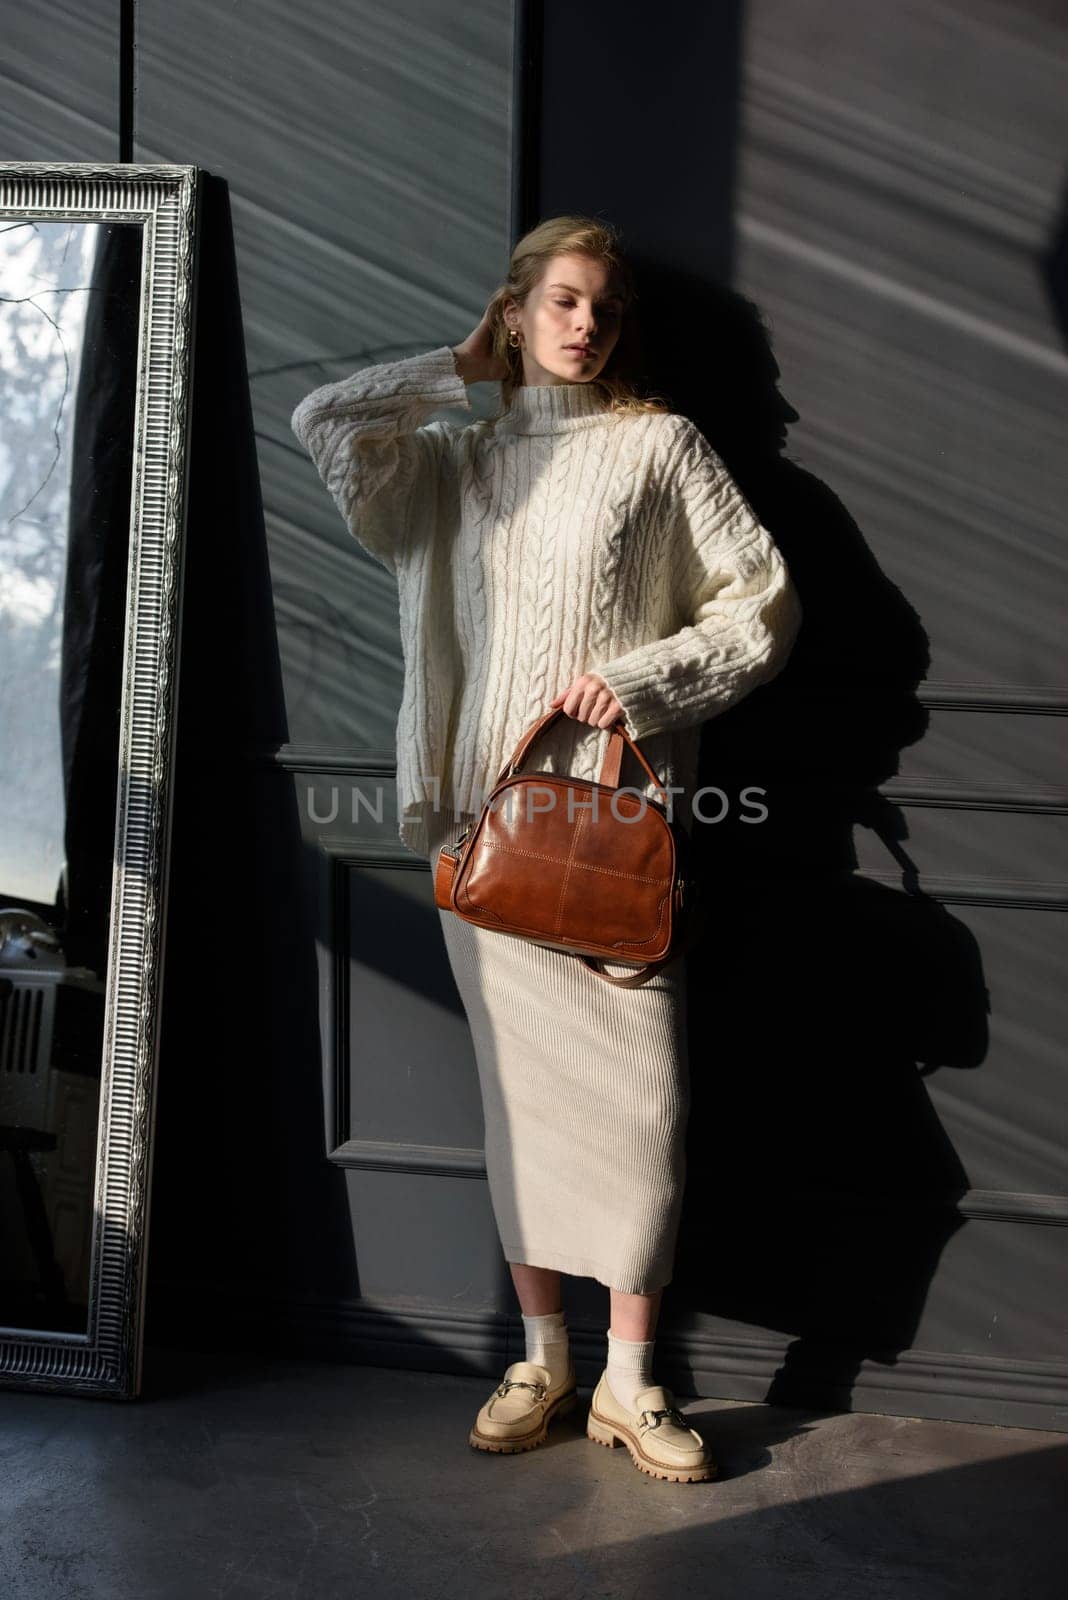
427, 810, 692, 1295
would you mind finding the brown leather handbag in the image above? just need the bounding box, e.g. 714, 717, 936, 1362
433, 706, 705, 986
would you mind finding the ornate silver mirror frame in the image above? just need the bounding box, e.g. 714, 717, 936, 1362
0, 163, 199, 1397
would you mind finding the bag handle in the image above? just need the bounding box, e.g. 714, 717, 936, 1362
493, 705, 671, 807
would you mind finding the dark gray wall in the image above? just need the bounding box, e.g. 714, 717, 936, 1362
5, 0, 1065, 1430
523, 0, 1068, 1430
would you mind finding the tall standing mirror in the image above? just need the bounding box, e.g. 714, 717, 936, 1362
0, 163, 199, 1397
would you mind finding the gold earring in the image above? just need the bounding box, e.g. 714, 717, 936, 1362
507, 328, 521, 348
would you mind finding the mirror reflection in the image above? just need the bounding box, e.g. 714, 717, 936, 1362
0, 218, 142, 1334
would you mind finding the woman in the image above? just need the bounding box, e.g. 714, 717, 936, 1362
291, 215, 802, 1484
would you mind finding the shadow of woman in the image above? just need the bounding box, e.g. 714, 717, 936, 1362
629, 267, 992, 1413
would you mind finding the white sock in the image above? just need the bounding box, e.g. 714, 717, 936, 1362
605, 1329, 656, 1412
521, 1309, 571, 1388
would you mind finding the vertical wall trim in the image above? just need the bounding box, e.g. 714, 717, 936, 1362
510, 0, 543, 243
120, 1, 135, 161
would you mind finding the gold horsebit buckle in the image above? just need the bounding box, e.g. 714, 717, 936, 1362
639, 1405, 689, 1431
496, 1378, 547, 1401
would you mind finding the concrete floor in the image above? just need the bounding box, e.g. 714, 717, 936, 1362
2, 1348, 1066, 1600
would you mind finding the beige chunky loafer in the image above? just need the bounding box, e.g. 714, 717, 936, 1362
586, 1371, 718, 1482
469, 1359, 579, 1453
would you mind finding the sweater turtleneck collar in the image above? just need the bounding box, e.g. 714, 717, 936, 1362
495, 378, 614, 434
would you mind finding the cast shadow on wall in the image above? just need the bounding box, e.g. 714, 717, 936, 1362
145, 175, 363, 1352
628, 266, 991, 1413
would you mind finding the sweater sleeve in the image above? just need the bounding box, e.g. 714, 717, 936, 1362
290, 344, 471, 574
593, 417, 803, 741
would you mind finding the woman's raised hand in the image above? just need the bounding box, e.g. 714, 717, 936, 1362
452, 298, 510, 384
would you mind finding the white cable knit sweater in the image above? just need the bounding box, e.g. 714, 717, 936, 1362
291, 345, 803, 859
